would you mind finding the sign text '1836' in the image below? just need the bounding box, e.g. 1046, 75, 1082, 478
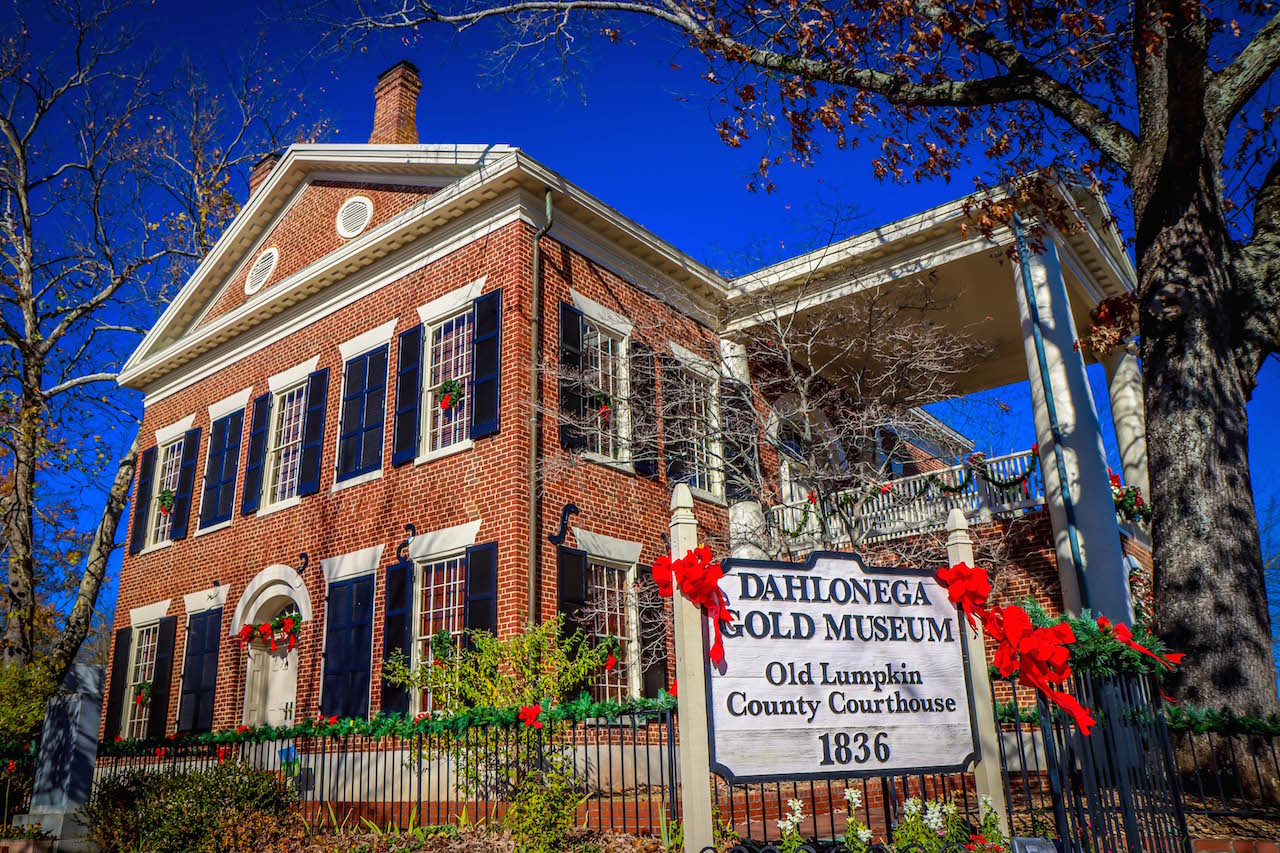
817, 731, 891, 766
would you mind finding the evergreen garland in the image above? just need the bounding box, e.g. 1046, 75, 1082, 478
100, 692, 678, 755
1020, 598, 1176, 678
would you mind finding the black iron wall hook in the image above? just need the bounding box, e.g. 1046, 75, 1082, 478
548, 503, 579, 545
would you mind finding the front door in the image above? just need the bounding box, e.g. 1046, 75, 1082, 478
243, 645, 297, 726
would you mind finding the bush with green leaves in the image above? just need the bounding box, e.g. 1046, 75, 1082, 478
506, 770, 584, 853
82, 760, 297, 852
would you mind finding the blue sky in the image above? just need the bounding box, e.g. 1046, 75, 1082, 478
81, 2, 1280, 611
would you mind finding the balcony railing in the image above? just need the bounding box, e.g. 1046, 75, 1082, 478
769, 449, 1045, 547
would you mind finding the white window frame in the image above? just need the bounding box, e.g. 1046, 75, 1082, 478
410, 549, 469, 714
145, 436, 186, 550
583, 557, 641, 702
123, 621, 161, 740
581, 319, 631, 469
261, 381, 308, 513
418, 305, 475, 462
679, 367, 724, 502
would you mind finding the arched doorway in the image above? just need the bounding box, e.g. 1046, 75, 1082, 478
233, 565, 312, 727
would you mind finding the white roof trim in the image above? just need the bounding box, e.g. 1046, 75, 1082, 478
407, 519, 482, 561
183, 584, 229, 615
417, 277, 484, 327
155, 414, 196, 446
268, 356, 320, 393
668, 341, 716, 379
130, 599, 172, 627
338, 318, 398, 361
208, 387, 253, 423
570, 289, 633, 337
321, 544, 385, 585
571, 527, 643, 566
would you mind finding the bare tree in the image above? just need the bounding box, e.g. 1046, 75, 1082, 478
0, 0, 327, 700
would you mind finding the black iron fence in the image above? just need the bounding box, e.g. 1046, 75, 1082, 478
1169, 723, 1280, 823
994, 671, 1190, 853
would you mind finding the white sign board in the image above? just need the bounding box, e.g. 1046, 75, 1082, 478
705, 552, 979, 783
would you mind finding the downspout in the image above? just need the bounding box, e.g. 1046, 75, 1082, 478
529, 189, 554, 623
1013, 215, 1090, 610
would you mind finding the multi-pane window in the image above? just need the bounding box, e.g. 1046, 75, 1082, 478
148, 439, 185, 546
265, 384, 307, 506
583, 321, 626, 460
586, 560, 636, 702
125, 623, 160, 739
337, 345, 388, 481
424, 309, 474, 454
416, 555, 467, 711
675, 372, 718, 495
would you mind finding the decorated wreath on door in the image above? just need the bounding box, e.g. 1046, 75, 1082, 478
237, 610, 302, 652
437, 378, 465, 410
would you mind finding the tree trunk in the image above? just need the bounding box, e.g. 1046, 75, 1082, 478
1138, 150, 1280, 799
1, 387, 41, 668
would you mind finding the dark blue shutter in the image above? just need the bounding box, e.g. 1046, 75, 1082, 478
146, 615, 177, 740
470, 290, 502, 439
241, 394, 271, 515
556, 545, 589, 642
104, 626, 132, 739
169, 427, 201, 540
177, 608, 222, 733
636, 565, 669, 698
337, 348, 388, 480
464, 542, 498, 641
297, 368, 329, 496
321, 574, 374, 719
201, 411, 243, 527
720, 380, 760, 503
559, 302, 585, 449
381, 553, 414, 714
660, 356, 693, 483
629, 340, 659, 478
129, 447, 156, 554
360, 347, 387, 473
392, 325, 423, 466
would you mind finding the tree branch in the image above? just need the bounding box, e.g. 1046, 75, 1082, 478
1208, 10, 1280, 129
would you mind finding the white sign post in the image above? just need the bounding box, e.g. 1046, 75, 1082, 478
705, 551, 980, 783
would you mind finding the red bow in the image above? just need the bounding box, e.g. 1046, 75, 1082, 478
518, 704, 543, 729
670, 546, 734, 665
1097, 617, 1184, 670
216, 748, 228, 763
651, 554, 675, 597
604, 653, 617, 672
934, 562, 991, 633
439, 392, 452, 410
987, 606, 1095, 734
237, 624, 254, 645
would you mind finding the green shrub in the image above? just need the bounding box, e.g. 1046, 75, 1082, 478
506, 770, 582, 853
83, 760, 297, 852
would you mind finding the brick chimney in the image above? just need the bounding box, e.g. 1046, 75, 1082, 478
248, 151, 281, 197
370, 60, 423, 145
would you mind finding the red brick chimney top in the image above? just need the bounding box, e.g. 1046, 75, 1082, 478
370, 60, 423, 145
248, 151, 282, 197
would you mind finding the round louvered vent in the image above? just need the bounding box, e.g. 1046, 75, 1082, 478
336, 196, 374, 238
244, 247, 279, 295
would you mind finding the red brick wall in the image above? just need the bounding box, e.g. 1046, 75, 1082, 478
197, 180, 438, 329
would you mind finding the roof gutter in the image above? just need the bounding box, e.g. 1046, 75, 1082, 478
529, 189, 554, 623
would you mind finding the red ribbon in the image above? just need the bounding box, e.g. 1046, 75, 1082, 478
934, 562, 991, 633
986, 606, 1096, 735
651, 546, 733, 665
518, 704, 543, 729
1096, 617, 1184, 670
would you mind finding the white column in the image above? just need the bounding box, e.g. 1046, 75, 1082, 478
670, 484, 714, 853
720, 338, 769, 560
1012, 238, 1132, 622
1103, 347, 1149, 500
945, 510, 1009, 837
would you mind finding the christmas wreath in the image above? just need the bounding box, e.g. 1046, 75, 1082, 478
237, 610, 302, 653
437, 378, 465, 410
591, 390, 612, 420
157, 488, 175, 517
134, 681, 152, 707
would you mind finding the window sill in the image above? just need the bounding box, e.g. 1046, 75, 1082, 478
415, 439, 474, 466
332, 468, 383, 493
257, 495, 301, 519
582, 451, 634, 476
194, 519, 232, 538
690, 487, 727, 507
137, 539, 173, 557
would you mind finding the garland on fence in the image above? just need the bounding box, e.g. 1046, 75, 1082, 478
235, 610, 301, 652
996, 700, 1280, 738
99, 692, 678, 755
778, 447, 1040, 540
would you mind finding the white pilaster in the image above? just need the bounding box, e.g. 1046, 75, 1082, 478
1103, 347, 1149, 500
1012, 238, 1131, 622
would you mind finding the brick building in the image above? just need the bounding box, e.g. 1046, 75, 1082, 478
104, 61, 1149, 740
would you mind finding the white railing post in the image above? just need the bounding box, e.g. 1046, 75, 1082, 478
670, 484, 715, 853
945, 508, 1010, 836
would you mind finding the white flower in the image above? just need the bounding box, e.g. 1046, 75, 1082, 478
844, 788, 863, 810
858, 827, 873, 844
903, 797, 922, 818
980, 794, 994, 817
943, 801, 958, 816
788, 798, 803, 814
924, 802, 945, 832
